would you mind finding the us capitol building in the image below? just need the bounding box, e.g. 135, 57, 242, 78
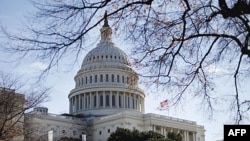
24, 15, 205, 141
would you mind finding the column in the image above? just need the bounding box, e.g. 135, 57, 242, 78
161, 126, 163, 135
140, 97, 143, 112
136, 97, 139, 111
109, 91, 112, 108
184, 131, 188, 141
75, 96, 78, 111
78, 95, 81, 111
79, 94, 82, 110
89, 93, 92, 109
152, 124, 155, 132
103, 91, 106, 108
142, 98, 145, 113
73, 96, 75, 112
193, 132, 196, 141
96, 92, 99, 108
86, 94, 88, 109
123, 92, 126, 108
133, 95, 136, 110
83, 93, 87, 110
129, 93, 132, 109
116, 92, 119, 108
69, 98, 72, 113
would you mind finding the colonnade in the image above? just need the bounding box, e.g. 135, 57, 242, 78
69, 91, 145, 114
152, 126, 197, 141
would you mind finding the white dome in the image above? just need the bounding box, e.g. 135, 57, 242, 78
80, 41, 131, 71
68, 15, 145, 116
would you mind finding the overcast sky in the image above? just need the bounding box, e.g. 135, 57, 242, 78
1, 1, 247, 141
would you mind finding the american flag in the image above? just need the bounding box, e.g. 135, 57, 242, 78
160, 99, 168, 107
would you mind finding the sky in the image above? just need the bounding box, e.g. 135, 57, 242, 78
1, 1, 247, 141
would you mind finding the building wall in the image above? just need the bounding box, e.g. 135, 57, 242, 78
88, 111, 205, 141
24, 111, 86, 141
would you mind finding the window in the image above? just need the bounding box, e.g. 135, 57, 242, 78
100, 95, 103, 106
100, 74, 103, 82
122, 76, 125, 83
85, 77, 88, 84
128, 96, 130, 108
108, 129, 110, 133
132, 97, 135, 108
82, 77, 84, 85
80, 96, 82, 109
112, 95, 115, 107
90, 75, 92, 83
112, 74, 114, 82
106, 74, 109, 82
99, 131, 102, 135
94, 95, 97, 107
117, 75, 120, 82
106, 95, 109, 106
125, 96, 128, 108
119, 95, 122, 108
95, 75, 97, 83
85, 96, 88, 108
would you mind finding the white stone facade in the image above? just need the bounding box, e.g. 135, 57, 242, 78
24, 108, 85, 141
89, 111, 205, 141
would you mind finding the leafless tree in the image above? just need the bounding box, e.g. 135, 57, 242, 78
1, 0, 250, 123
0, 71, 49, 140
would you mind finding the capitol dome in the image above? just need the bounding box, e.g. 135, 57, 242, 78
68, 13, 145, 116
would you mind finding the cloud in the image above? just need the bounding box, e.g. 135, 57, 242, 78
30, 62, 47, 70
205, 65, 229, 75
